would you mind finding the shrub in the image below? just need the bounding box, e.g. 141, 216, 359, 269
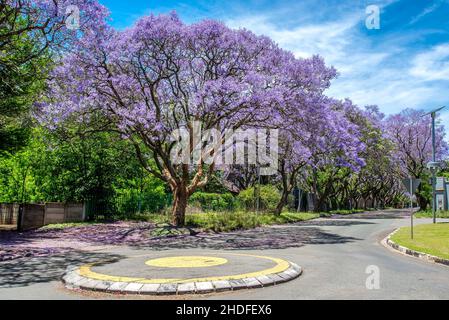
185, 211, 319, 232
112, 173, 170, 217
114, 188, 169, 215
236, 185, 281, 212
329, 209, 365, 215
186, 211, 260, 232
189, 192, 235, 211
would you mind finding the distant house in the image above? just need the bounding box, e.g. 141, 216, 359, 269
435, 177, 449, 211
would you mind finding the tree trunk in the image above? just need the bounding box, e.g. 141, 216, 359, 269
275, 161, 289, 216
172, 186, 188, 227
416, 192, 428, 211
314, 196, 326, 213
274, 191, 289, 216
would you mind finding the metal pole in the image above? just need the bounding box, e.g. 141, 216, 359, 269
256, 164, 261, 214
138, 167, 143, 214
431, 112, 437, 224
432, 170, 436, 224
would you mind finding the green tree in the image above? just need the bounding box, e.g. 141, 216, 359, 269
0, 125, 168, 213
0, 16, 49, 154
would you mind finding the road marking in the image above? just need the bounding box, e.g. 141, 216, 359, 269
77, 253, 291, 284
145, 256, 228, 268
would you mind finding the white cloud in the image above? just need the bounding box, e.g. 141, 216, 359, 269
226, 13, 400, 110
410, 43, 449, 81
228, 15, 354, 61
226, 14, 357, 67
440, 111, 449, 125
224, 4, 449, 135
409, 0, 446, 25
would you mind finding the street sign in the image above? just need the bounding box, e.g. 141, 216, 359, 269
402, 178, 421, 194
436, 177, 445, 191
402, 178, 421, 240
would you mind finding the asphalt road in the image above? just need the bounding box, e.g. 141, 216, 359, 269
1, 209, 448, 300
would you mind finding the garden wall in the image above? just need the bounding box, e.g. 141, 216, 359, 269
12, 202, 85, 231
0, 203, 19, 225
20, 204, 45, 231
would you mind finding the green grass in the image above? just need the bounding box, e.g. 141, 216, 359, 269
185, 211, 319, 233
39, 222, 98, 230
329, 209, 366, 215
415, 210, 449, 219
39, 211, 320, 233
391, 223, 449, 260
120, 213, 171, 224
130, 210, 320, 232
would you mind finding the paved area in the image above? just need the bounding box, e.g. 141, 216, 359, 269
1, 209, 449, 299
62, 252, 301, 294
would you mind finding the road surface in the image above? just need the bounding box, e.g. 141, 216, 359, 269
0, 209, 448, 299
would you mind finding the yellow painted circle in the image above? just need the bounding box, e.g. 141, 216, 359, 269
145, 256, 228, 268
77, 253, 291, 284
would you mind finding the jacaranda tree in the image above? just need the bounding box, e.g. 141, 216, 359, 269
384, 108, 448, 209
0, 0, 108, 154
39, 12, 354, 226
273, 96, 366, 215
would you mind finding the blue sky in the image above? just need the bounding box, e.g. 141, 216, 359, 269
99, 0, 449, 124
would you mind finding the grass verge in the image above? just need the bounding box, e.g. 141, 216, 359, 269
39, 211, 320, 233
414, 210, 449, 219
328, 209, 366, 215
185, 211, 319, 232
390, 223, 449, 260
39, 222, 98, 230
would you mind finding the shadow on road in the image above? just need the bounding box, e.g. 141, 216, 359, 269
298, 220, 374, 227
0, 222, 361, 288
0, 251, 123, 288
329, 209, 411, 220
127, 225, 360, 251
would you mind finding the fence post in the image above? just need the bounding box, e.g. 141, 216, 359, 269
17, 204, 24, 232
43, 203, 48, 225
82, 202, 87, 221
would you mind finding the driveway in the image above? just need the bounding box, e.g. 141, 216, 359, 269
0, 209, 448, 299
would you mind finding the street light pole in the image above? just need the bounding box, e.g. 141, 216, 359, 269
431, 111, 437, 224
425, 106, 446, 224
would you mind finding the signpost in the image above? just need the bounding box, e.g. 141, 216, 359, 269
424, 106, 446, 224
402, 178, 421, 239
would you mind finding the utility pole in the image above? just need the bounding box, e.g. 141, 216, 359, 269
410, 177, 413, 239
425, 106, 446, 224
431, 111, 437, 224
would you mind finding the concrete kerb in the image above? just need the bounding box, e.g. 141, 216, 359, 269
61, 262, 302, 295
382, 228, 449, 267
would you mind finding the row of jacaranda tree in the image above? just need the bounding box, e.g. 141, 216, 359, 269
1, 1, 448, 226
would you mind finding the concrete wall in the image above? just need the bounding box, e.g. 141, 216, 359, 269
16, 202, 85, 231
434, 178, 449, 211
64, 203, 84, 222
446, 182, 449, 211
20, 204, 46, 231
0, 203, 19, 225
44, 202, 65, 225
436, 193, 445, 211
